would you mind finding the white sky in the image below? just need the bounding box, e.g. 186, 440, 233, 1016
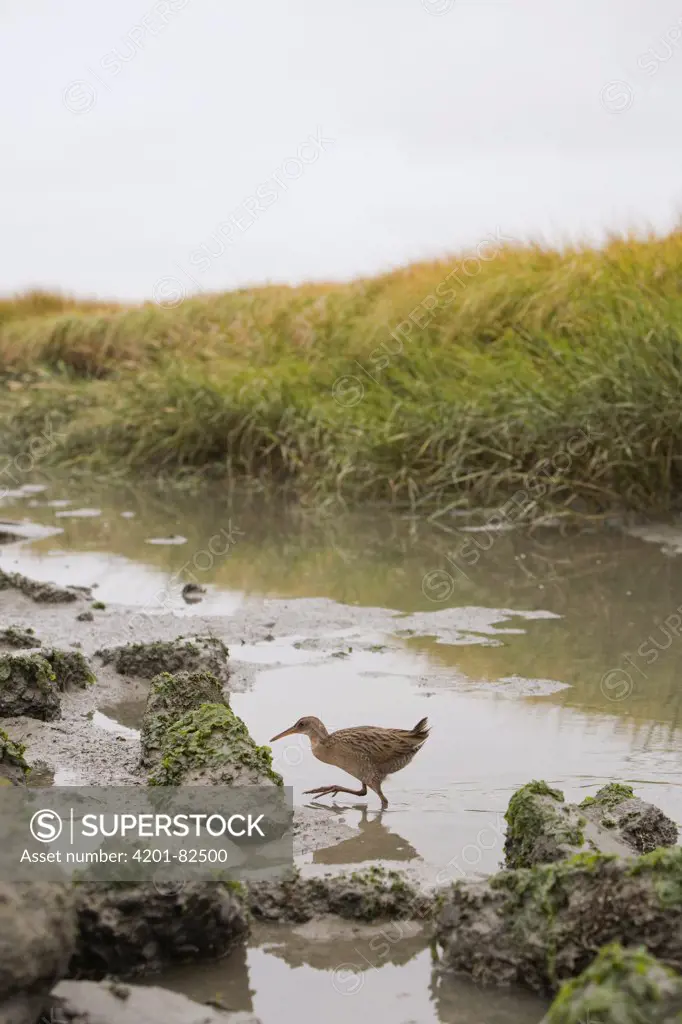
2, 0, 681, 301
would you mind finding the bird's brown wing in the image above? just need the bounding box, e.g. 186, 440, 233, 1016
328, 726, 426, 774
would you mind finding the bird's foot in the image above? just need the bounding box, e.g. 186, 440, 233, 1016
303, 785, 338, 797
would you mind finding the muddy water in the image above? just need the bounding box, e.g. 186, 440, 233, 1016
3, 480, 682, 1021
144, 922, 548, 1023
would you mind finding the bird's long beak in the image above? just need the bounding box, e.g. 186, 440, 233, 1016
270, 724, 298, 742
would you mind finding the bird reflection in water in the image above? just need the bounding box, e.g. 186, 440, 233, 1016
310, 805, 420, 865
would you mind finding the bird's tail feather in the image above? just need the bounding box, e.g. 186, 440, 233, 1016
412, 716, 430, 740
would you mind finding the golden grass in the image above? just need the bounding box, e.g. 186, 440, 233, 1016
2, 231, 682, 511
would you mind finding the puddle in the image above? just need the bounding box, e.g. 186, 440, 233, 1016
91, 709, 140, 740
145, 922, 548, 1024
97, 700, 147, 732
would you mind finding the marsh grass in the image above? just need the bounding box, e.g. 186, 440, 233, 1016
3, 233, 682, 512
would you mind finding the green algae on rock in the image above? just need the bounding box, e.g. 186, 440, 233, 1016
579, 784, 678, 854
504, 781, 678, 870
435, 846, 682, 994
96, 635, 230, 683
0, 625, 40, 649
148, 702, 281, 787
0, 651, 60, 720
140, 669, 228, 768
542, 943, 682, 1024
42, 648, 96, 691
505, 781, 587, 869
0, 727, 29, 784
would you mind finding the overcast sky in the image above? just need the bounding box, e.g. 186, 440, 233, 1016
2, 1, 681, 301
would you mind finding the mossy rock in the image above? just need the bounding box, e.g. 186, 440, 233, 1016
43, 649, 96, 691
96, 636, 230, 682
0, 625, 40, 649
0, 727, 29, 784
148, 702, 282, 787
140, 669, 228, 768
0, 652, 60, 720
580, 785, 678, 855
543, 943, 682, 1023
504, 780, 588, 869
435, 846, 682, 993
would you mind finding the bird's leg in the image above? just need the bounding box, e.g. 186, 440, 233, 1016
372, 782, 389, 810
304, 783, 368, 798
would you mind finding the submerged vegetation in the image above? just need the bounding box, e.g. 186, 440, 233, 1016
3, 231, 682, 511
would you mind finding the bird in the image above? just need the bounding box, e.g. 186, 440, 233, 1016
269, 715, 430, 809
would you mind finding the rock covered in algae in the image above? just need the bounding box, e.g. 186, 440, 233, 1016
0, 881, 76, 1024
579, 783, 678, 855
140, 669, 228, 768
504, 781, 589, 869
0, 625, 40, 650
434, 846, 682, 994
0, 651, 61, 720
0, 727, 29, 784
147, 702, 282, 787
96, 635, 230, 682
248, 866, 435, 923
0, 567, 90, 603
72, 881, 248, 977
542, 943, 682, 1024
42, 648, 96, 691
504, 781, 678, 870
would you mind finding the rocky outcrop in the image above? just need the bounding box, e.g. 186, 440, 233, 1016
49, 979, 255, 1024
43, 648, 96, 691
72, 881, 249, 977
0, 568, 90, 603
434, 846, 682, 994
139, 669, 227, 769
0, 728, 29, 785
504, 781, 589, 868
147, 702, 282, 787
504, 781, 678, 869
96, 635, 230, 682
248, 867, 435, 923
0, 626, 40, 650
542, 943, 682, 1024
580, 783, 678, 855
0, 882, 76, 1024
0, 652, 61, 720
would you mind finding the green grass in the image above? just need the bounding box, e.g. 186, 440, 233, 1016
3, 231, 682, 512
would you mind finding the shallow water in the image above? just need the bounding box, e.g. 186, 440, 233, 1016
143, 922, 549, 1024
3, 479, 682, 1020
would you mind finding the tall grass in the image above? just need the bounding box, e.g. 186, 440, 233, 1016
2, 232, 682, 512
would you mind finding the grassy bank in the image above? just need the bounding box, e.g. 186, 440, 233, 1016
2, 231, 682, 513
